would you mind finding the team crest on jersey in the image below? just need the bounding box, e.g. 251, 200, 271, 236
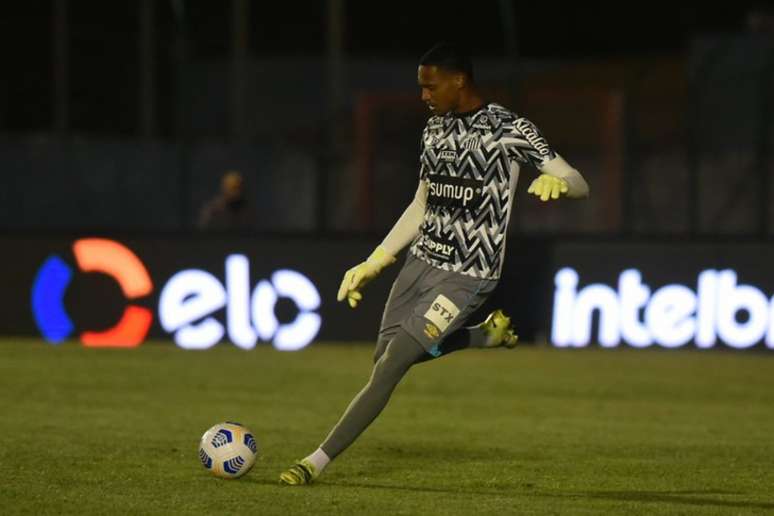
461, 134, 481, 150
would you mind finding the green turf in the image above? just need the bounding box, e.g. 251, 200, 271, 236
1, 339, 773, 515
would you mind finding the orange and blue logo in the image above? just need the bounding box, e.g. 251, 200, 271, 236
31, 238, 154, 347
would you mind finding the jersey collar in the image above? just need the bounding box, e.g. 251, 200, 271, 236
450, 102, 489, 119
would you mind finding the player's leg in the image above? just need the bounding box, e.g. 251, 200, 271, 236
411, 310, 517, 364
319, 328, 426, 457
373, 334, 391, 364
435, 309, 518, 353
279, 328, 426, 485
373, 254, 429, 363
279, 257, 431, 485
401, 270, 511, 360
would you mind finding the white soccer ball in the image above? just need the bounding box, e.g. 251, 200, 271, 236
198, 422, 258, 479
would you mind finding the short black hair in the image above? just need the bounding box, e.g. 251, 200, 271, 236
419, 42, 474, 79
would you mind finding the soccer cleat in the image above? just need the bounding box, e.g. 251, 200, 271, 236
479, 309, 519, 348
279, 459, 318, 486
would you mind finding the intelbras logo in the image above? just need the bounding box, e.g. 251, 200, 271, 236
515, 118, 550, 156
552, 267, 774, 350
427, 174, 483, 210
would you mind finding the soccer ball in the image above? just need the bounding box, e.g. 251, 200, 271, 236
198, 422, 258, 479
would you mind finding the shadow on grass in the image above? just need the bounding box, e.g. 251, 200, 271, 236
248, 478, 517, 497
315, 480, 513, 497
369, 443, 523, 462
253, 478, 774, 511
563, 489, 774, 511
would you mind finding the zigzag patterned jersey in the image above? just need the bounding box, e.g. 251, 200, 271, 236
409, 102, 556, 280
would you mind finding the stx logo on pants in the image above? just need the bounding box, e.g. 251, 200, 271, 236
424, 294, 460, 332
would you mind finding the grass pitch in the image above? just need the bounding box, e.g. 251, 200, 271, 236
1, 339, 773, 515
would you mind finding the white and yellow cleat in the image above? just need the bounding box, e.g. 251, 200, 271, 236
479, 309, 519, 349
279, 459, 319, 486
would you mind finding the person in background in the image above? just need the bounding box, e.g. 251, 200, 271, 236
198, 170, 255, 230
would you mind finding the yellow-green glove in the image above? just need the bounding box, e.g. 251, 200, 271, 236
527, 174, 569, 201
336, 246, 396, 308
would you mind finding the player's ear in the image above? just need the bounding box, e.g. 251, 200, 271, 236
454, 73, 465, 89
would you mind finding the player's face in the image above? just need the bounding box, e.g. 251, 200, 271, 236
222, 173, 244, 201
418, 65, 462, 115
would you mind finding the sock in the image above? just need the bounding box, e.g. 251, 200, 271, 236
442, 325, 489, 351
303, 448, 330, 474
466, 324, 491, 348
410, 325, 488, 365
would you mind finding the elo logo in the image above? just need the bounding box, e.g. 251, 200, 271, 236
31, 238, 154, 347
31, 238, 322, 350
158, 255, 321, 351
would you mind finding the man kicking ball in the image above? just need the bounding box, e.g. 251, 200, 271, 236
280, 42, 590, 485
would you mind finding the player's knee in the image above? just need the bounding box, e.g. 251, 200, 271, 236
373, 336, 390, 364
379, 345, 416, 380
371, 351, 397, 383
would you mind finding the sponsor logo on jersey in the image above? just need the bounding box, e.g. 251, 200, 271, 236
428, 119, 444, 132
439, 150, 457, 162
424, 322, 440, 339
422, 234, 457, 262
424, 294, 460, 332
472, 114, 490, 130
427, 174, 483, 210
515, 118, 551, 156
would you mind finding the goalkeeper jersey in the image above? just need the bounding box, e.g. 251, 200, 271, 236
409, 102, 556, 280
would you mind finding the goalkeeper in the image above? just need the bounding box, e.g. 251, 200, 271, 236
280, 43, 589, 485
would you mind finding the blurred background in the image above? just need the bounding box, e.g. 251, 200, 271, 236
2, 1, 774, 349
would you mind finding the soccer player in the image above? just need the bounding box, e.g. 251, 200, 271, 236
280, 43, 590, 485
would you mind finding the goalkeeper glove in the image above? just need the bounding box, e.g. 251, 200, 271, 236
336, 246, 396, 308
527, 174, 569, 201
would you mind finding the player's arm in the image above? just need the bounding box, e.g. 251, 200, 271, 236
380, 179, 427, 255
336, 180, 428, 308
528, 154, 590, 201
508, 116, 589, 202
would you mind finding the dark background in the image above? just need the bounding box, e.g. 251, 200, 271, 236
1, 1, 773, 347
2, 1, 770, 135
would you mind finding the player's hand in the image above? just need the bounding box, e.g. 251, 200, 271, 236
336, 246, 396, 309
527, 174, 569, 202
337, 263, 375, 308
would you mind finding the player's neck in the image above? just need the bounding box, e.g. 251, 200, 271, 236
453, 90, 486, 116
